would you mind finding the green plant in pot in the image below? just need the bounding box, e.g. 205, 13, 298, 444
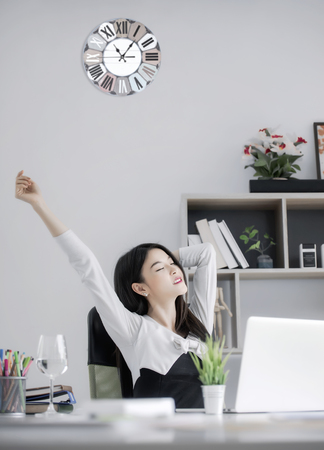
240, 225, 276, 268
190, 335, 231, 414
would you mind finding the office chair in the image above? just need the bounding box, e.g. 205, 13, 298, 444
87, 307, 133, 399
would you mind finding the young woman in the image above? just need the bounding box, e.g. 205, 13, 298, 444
15, 170, 217, 408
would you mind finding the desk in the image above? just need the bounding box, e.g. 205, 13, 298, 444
1, 411, 324, 450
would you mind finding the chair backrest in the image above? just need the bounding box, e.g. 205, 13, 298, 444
87, 307, 133, 399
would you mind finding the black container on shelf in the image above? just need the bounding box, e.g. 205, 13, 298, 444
250, 179, 324, 193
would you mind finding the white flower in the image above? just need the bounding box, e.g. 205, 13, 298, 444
270, 140, 303, 156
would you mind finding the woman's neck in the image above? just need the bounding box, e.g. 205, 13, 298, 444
147, 302, 177, 333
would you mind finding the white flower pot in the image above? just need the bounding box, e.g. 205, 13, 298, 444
201, 385, 226, 414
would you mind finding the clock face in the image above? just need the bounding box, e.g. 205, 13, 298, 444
82, 18, 161, 96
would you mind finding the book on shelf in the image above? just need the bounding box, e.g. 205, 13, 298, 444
208, 220, 239, 269
218, 220, 249, 269
188, 234, 202, 246
195, 219, 227, 269
26, 402, 74, 414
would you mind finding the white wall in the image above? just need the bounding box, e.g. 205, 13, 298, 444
1, 0, 324, 408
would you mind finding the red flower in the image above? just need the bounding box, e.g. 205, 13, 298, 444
296, 137, 307, 144
279, 143, 286, 150
265, 148, 271, 154
271, 135, 283, 139
259, 128, 267, 132
244, 146, 251, 155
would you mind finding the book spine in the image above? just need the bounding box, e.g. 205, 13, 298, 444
195, 219, 227, 269
218, 221, 249, 269
208, 220, 238, 269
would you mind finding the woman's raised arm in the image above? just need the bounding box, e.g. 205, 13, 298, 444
15, 170, 69, 238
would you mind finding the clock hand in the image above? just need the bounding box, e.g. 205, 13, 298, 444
122, 41, 134, 58
114, 44, 125, 62
104, 56, 136, 59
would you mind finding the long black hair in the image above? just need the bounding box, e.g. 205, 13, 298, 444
113, 243, 209, 397
114, 242, 208, 340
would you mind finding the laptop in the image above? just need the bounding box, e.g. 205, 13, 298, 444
233, 316, 324, 413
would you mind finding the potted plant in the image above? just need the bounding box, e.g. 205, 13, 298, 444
240, 225, 276, 268
190, 335, 231, 414
242, 127, 307, 180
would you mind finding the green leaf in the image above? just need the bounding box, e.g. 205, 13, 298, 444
249, 229, 258, 239
246, 242, 261, 252
239, 235, 249, 244
191, 335, 232, 386
264, 233, 269, 239
292, 164, 301, 171
245, 226, 254, 233
254, 159, 267, 167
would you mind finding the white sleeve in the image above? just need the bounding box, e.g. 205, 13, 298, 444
54, 230, 141, 347
179, 242, 217, 335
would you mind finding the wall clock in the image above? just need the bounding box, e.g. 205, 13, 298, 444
82, 18, 161, 96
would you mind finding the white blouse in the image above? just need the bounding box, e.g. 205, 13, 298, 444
55, 230, 217, 387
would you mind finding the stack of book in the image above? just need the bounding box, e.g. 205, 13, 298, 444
190, 219, 249, 270
25, 384, 76, 414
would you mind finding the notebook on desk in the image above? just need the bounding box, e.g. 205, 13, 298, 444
231, 316, 324, 414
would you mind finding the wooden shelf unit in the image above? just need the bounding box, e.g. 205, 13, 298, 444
181, 193, 324, 352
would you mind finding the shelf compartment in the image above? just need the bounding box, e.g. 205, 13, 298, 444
287, 209, 324, 268
186, 198, 284, 269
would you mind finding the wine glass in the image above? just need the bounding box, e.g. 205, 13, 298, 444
36, 335, 68, 415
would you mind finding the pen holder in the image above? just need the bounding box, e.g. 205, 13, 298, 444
0, 376, 26, 415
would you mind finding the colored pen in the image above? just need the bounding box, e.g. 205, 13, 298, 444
6, 350, 12, 371
4, 359, 9, 377
20, 352, 25, 371
22, 358, 34, 377
23, 356, 30, 369
14, 352, 21, 377
9, 360, 17, 377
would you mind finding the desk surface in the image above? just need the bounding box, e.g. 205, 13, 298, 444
1, 411, 324, 450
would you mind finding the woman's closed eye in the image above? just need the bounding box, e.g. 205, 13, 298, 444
156, 262, 175, 272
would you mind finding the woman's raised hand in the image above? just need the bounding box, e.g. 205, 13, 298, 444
15, 170, 68, 237
15, 170, 43, 205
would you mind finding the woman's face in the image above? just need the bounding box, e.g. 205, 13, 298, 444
134, 248, 187, 303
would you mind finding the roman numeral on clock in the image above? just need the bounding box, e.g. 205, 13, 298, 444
129, 72, 146, 92
88, 64, 106, 81
142, 49, 161, 64
138, 33, 157, 51
145, 52, 158, 61
115, 21, 128, 35
99, 73, 116, 92
115, 77, 131, 95
132, 25, 141, 38
138, 63, 158, 82
140, 65, 156, 79
88, 34, 106, 51
134, 77, 143, 89
119, 79, 128, 93
141, 37, 154, 48
128, 22, 146, 42
98, 23, 116, 42
83, 49, 102, 66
